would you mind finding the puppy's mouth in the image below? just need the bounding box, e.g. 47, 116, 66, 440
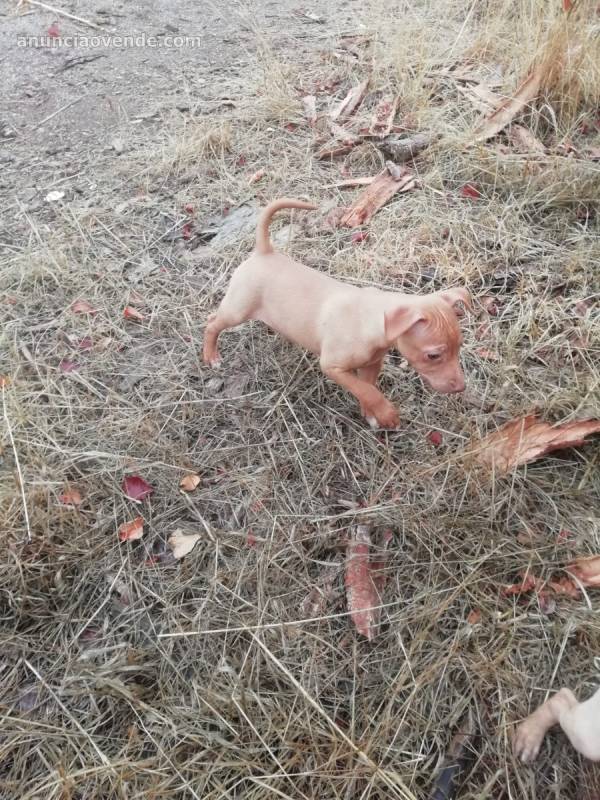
422, 376, 465, 394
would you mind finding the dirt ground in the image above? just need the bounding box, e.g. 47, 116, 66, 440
1, 0, 600, 798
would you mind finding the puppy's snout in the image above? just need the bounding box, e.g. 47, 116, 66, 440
448, 376, 465, 393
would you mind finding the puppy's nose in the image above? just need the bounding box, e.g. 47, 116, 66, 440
449, 377, 465, 393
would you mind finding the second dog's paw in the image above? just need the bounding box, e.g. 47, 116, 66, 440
513, 720, 546, 763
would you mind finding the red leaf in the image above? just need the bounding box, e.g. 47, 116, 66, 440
47, 22, 60, 38
118, 516, 144, 541
183, 203, 194, 215
123, 306, 144, 322
235, 154, 247, 167
71, 299, 98, 315
351, 231, 369, 244
460, 183, 482, 199
427, 430, 443, 447
247, 530, 257, 548
283, 122, 298, 132
77, 336, 93, 351
122, 475, 154, 502
59, 359, 80, 373
563, 0, 573, 10
182, 222, 193, 240
537, 591, 556, 615
59, 488, 82, 506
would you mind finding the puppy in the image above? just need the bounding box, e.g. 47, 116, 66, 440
203, 199, 471, 428
514, 686, 600, 763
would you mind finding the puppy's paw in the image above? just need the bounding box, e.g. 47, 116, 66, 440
366, 402, 400, 430
513, 719, 546, 763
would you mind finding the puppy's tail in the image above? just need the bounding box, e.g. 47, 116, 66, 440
255, 198, 317, 255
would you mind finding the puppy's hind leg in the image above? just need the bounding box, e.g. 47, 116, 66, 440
203, 284, 255, 367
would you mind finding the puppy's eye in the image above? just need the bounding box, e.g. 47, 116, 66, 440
427, 352, 442, 361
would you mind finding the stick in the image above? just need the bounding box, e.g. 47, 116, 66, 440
24, 0, 107, 31
30, 95, 85, 132
2, 383, 32, 542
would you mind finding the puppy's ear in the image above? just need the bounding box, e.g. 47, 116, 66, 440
438, 287, 472, 314
384, 305, 426, 341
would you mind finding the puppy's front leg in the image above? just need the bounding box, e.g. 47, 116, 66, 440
514, 688, 578, 763
321, 362, 399, 429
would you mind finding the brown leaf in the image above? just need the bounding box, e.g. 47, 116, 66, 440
330, 77, 369, 121
71, 299, 98, 315
59, 488, 82, 506
474, 65, 544, 141
508, 124, 546, 155
119, 516, 144, 542
0, 375, 10, 388
369, 95, 399, 136
467, 609, 482, 625
179, 473, 201, 492
168, 529, 201, 559
547, 576, 581, 598
472, 415, 600, 472
332, 177, 377, 189
502, 573, 541, 596
336, 165, 416, 228
474, 346, 499, 361
345, 525, 379, 640
301, 94, 317, 125
123, 306, 144, 322
567, 555, 600, 588
248, 169, 266, 185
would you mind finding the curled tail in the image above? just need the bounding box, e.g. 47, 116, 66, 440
255, 198, 317, 255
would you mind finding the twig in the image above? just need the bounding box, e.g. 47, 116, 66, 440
30, 95, 85, 132
2, 384, 32, 543
24, 0, 108, 31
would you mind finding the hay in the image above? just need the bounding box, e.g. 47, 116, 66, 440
1, 0, 600, 797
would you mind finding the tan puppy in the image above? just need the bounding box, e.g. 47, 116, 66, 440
514, 686, 600, 762
203, 199, 471, 428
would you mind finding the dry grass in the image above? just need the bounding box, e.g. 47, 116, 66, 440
1, 0, 600, 797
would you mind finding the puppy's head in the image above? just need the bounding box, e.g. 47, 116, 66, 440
384, 288, 471, 394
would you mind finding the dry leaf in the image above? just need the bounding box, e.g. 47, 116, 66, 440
427, 430, 443, 447
179, 473, 201, 492
502, 573, 541, 596
71, 299, 98, 315
467, 609, 482, 625
330, 77, 369, 121
459, 183, 482, 199
472, 415, 600, 472
168, 529, 201, 559
248, 169, 266, 185
123, 306, 144, 322
59, 488, 82, 506
567, 555, 600, 588
301, 94, 317, 125
508, 124, 546, 155
122, 474, 154, 501
0, 375, 10, 388
474, 346, 499, 361
345, 525, 379, 640
332, 177, 377, 189
337, 165, 415, 228
119, 516, 144, 542
474, 65, 544, 141
59, 359, 80, 373
369, 95, 399, 136
547, 576, 580, 599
